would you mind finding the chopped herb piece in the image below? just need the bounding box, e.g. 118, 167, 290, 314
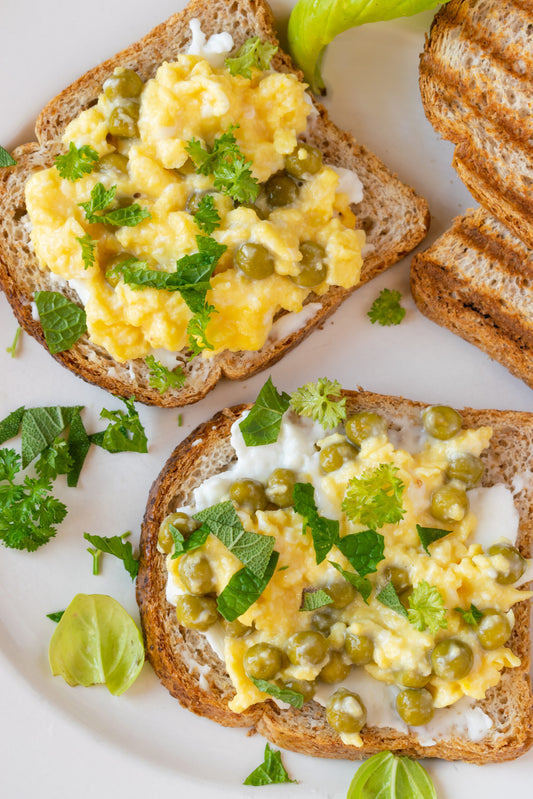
54, 142, 98, 181
34, 291, 87, 354
342, 463, 405, 530
249, 679, 304, 710
290, 377, 346, 429
293, 482, 339, 564
239, 377, 291, 446
90, 397, 148, 454
329, 561, 372, 604
6, 327, 22, 358
76, 233, 96, 269
416, 524, 452, 555
185, 127, 259, 203
87, 546, 102, 575
243, 743, 296, 786
193, 194, 221, 234
83, 532, 139, 580
47, 610, 65, 623
454, 603, 483, 627
65, 409, 91, 488
368, 288, 406, 326
376, 581, 408, 618
35, 437, 74, 482
145, 355, 186, 393
0, 145, 16, 167
337, 529, 385, 577
300, 588, 334, 611
79, 182, 150, 226
226, 37, 278, 79
187, 302, 216, 355
217, 550, 279, 621
170, 523, 210, 559
408, 581, 448, 634
20, 405, 81, 468
0, 406, 25, 445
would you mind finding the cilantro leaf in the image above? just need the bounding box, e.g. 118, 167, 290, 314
300, 588, 334, 611
342, 463, 405, 530
35, 437, 74, 482
193, 194, 221, 234
249, 680, 304, 711
243, 743, 296, 786
239, 377, 291, 446
293, 482, 339, 564
54, 142, 99, 181
0, 406, 25, 445
408, 581, 448, 634
0, 448, 67, 551
290, 377, 346, 429
454, 603, 484, 627
368, 288, 406, 326
0, 145, 17, 167
6, 327, 22, 358
90, 397, 148, 454
336, 529, 385, 577
226, 37, 278, 78
417, 524, 452, 555
169, 523, 210, 559
34, 291, 87, 354
76, 233, 96, 269
47, 610, 65, 623
145, 355, 186, 393
194, 501, 275, 578
79, 182, 150, 226
376, 581, 408, 618
185, 127, 259, 203
83, 532, 139, 580
329, 561, 372, 603
217, 550, 279, 621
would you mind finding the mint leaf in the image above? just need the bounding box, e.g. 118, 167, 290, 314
329, 561, 371, 604
239, 377, 291, 446
170, 523, 210, 559
300, 588, 334, 611
293, 481, 339, 564
54, 142, 98, 181
83, 532, 139, 580
376, 581, 408, 618
337, 530, 385, 577
47, 610, 65, 623
243, 743, 296, 786
34, 291, 87, 354
90, 397, 147, 454
249, 679, 304, 710
79, 182, 116, 218
35, 438, 74, 482
0, 145, 16, 167
21, 406, 81, 468
455, 603, 483, 627
79, 182, 150, 226
145, 355, 186, 393
226, 38, 278, 79
416, 524, 452, 555
194, 501, 274, 578
217, 550, 279, 621
0, 406, 25, 445
66, 409, 91, 487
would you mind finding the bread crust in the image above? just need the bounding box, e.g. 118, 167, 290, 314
136, 389, 533, 763
0, 0, 429, 407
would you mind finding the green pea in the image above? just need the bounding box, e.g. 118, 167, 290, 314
108, 103, 139, 138
185, 190, 213, 216
229, 478, 268, 513
446, 452, 484, 488
103, 68, 144, 100
430, 484, 468, 522
98, 152, 129, 173
422, 406, 463, 439
319, 441, 358, 473
319, 651, 351, 684
398, 669, 431, 689
310, 605, 338, 636
431, 638, 473, 680
285, 143, 323, 178
345, 411, 387, 447
287, 631, 328, 667
265, 468, 296, 508
282, 678, 316, 704
264, 172, 298, 208
344, 633, 374, 666
476, 609, 512, 650
487, 542, 527, 585
175, 594, 219, 630
234, 242, 275, 279
291, 241, 327, 287
222, 619, 252, 638
177, 550, 215, 595
243, 643, 284, 681
325, 580, 357, 609
396, 688, 434, 725
158, 511, 199, 553
382, 566, 411, 595
326, 689, 367, 734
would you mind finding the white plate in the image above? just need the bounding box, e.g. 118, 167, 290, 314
0, 2, 532, 797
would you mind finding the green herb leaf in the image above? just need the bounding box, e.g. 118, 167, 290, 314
290, 377, 346, 429
342, 463, 405, 530
83, 532, 139, 580
65, 409, 91, 487
6, 326, 22, 358
193, 194, 221, 234
243, 743, 296, 786
249, 679, 304, 710
34, 291, 87, 354
368, 288, 406, 326
217, 550, 279, 621
76, 233, 96, 269
79, 182, 150, 226
239, 377, 291, 446
288, 0, 449, 95
21, 405, 81, 467
47, 610, 65, 623
408, 581, 448, 634
194, 501, 275, 578
454, 603, 483, 627
145, 355, 187, 393
329, 561, 372, 603
90, 397, 148, 454
300, 588, 334, 611
185, 127, 259, 203
293, 482, 339, 564
416, 524, 452, 555
54, 142, 98, 181
0, 406, 25, 445
347, 750, 438, 799
187, 302, 216, 355
337, 529, 385, 576
0, 145, 16, 167
376, 581, 408, 618
35, 437, 74, 482
226, 37, 278, 79
79, 182, 117, 218
170, 523, 210, 559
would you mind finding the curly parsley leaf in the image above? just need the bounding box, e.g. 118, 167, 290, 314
54, 142, 99, 181
342, 463, 405, 530
368, 288, 406, 326
0, 448, 67, 551
408, 581, 448, 634
187, 303, 216, 355
454, 603, 483, 627
83, 532, 139, 580
293, 481, 339, 564
226, 37, 278, 78
90, 397, 148, 454
169, 523, 210, 559
76, 233, 96, 269
329, 561, 372, 604
290, 377, 346, 430
239, 377, 291, 446
243, 743, 296, 786
0, 145, 16, 167
34, 291, 87, 354
376, 581, 408, 618
193, 194, 221, 234
249, 680, 304, 711
300, 588, 334, 611
337, 529, 385, 577
6, 327, 22, 358
35, 437, 74, 482
194, 500, 275, 578
79, 182, 150, 226
417, 524, 452, 555
145, 355, 186, 393
186, 127, 259, 203
217, 550, 279, 621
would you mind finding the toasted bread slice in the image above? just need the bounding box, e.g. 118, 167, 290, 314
411, 207, 533, 390
419, 0, 533, 248
136, 389, 533, 763
0, 0, 429, 407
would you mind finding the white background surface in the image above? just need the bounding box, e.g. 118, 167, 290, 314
1, 1, 532, 797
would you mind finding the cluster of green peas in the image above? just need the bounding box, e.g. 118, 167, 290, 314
158, 405, 527, 734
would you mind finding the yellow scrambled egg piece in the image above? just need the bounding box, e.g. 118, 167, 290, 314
25, 55, 365, 362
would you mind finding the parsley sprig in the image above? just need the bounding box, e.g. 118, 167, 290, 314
193, 194, 221, 234
83, 532, 139, 580
225, 37, 278, 79
342, 463, 405, 530
90, 397, 148, 454
368, 288, 406, 326
145, 356, 186, 393
407, 581, 448, 634
186, 127, 259, 204
54, 142, 99, 182
290, 377, 346, 429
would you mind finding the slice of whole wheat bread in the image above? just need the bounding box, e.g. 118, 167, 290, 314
0, 0, 429, 407
136, 389, 533, 763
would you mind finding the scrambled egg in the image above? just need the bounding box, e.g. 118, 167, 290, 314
25, 53, 364, 363
165, 406, 531, 738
